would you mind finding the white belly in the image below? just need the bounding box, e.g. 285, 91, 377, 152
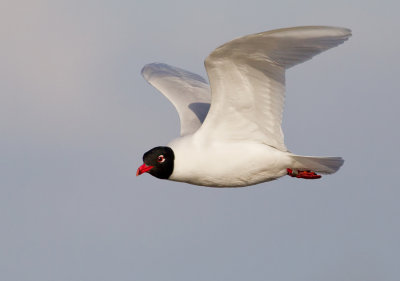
168, 136, 292, 187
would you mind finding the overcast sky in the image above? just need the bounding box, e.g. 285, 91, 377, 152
1, 0, 399, 280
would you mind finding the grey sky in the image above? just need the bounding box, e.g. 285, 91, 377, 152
1, 0, 399, 280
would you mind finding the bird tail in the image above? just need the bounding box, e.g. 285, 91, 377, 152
290, 155, 344, 174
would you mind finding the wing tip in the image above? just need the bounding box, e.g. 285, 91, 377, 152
268, 25, 352, 39
141, 62, 165, 81
141, 62, 209, 84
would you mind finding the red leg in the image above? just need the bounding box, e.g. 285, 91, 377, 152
287, 168, 321, 179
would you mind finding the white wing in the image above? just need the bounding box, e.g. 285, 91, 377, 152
197, 26, 351, 151
141, 63, 211, 136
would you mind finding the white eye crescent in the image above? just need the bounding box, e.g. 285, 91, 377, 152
157, 155, 165, 163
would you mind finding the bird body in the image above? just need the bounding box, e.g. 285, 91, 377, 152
137, 26, 351, 187
167, 134, 291, 187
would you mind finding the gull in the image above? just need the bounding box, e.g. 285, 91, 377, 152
136, 26, 351, 187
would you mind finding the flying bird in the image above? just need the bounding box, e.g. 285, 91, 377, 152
137, 26, 351, 187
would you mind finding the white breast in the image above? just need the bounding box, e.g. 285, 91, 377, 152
168, 135, 293, 187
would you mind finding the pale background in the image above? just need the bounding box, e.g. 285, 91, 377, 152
1, 0, 399, 280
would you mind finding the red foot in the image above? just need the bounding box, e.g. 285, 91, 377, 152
287, 168, 321, 179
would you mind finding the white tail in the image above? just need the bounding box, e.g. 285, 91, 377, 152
290, 155, 344, 174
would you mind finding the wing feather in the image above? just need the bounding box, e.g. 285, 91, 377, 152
197, 26, 351, 151
141, 63, 211, 136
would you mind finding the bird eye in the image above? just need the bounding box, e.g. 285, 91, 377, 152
157, 155, 165, 163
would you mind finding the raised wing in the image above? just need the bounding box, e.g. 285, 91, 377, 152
141, 63, 211, 136
197, 26, 351, 151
